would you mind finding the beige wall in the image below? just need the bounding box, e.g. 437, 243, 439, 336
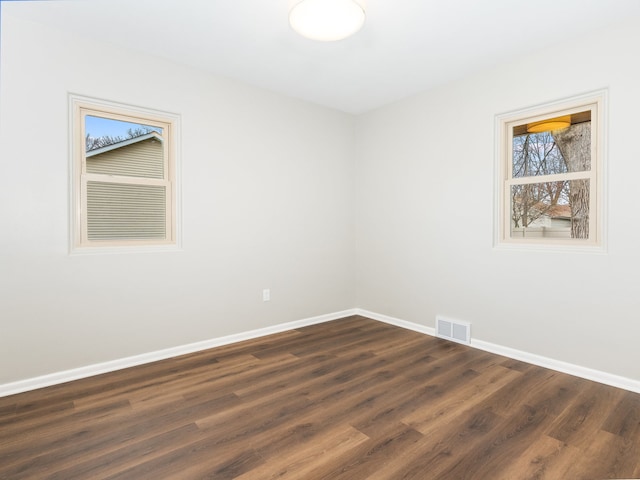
355, 18, 640, 380
0, 13, 356, 384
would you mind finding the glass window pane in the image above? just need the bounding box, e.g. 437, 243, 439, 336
510, 180, 590, 239
85, 116, 164, 179
512, 114, 591, 178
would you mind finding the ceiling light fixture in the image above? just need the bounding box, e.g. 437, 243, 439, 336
289, 0, 366, 42
526, 115, 572, 133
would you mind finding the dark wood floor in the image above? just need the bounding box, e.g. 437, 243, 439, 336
1, 316, 640, 479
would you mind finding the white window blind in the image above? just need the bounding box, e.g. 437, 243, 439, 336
86, 181, 167, 241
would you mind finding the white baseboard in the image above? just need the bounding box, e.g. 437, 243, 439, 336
0, 309, 358, 398
469, 338, 640, 395
356, 308, 640, 394
3, 308, 639, 397
356, 309, 436, 336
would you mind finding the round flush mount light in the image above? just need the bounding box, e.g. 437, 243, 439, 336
289, 0, 366, 42
527, 115, 572, 133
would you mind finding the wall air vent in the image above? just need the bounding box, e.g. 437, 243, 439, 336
436, 316, 471, 345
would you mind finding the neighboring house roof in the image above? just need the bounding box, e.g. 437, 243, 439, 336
86, 131, 162, 157
525, 201, 572, 219
547, 204, 572, 219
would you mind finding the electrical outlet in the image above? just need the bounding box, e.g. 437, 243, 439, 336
262, 289, 270, 302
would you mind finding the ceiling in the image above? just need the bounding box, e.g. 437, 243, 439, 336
5, 0, 640, 114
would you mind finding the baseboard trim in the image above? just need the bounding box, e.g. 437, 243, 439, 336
356, 308, 640, 394
4, 308, 639, 397
0, 309, 358, 398
469, 339, 640, 395
356, 309, 436, 336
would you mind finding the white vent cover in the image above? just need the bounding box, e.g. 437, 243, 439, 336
436, 316, 471, 345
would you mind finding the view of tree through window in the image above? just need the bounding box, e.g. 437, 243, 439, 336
510, 111, 591, 240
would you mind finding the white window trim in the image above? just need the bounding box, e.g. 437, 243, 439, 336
69, 94, 182, 255
493, 90, 608, 254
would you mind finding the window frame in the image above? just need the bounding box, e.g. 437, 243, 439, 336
70, 94, 181, 254
494, 90, 607, 252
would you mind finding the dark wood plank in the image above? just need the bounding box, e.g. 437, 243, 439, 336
1, 315, 640, 479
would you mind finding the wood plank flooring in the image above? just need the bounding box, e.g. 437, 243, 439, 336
1, 315, 640, 479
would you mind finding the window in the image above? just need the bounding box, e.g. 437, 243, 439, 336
70, 96, 179, 251
495, 91, 606, 250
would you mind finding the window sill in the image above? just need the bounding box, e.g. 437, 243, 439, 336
493, 240, 607, 255
69, 243, 182, 256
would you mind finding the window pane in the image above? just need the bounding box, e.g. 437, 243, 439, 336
85, 116, 164, 179
87, 181, 166, 241
512, 114, 591, 178
512, 131, 567, 178
510, 179, 590, 239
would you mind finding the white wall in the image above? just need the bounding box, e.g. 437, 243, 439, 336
355, 19, 640, 380
0, 14, 356, 384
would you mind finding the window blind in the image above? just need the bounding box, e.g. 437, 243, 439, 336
86, 181, 166, 241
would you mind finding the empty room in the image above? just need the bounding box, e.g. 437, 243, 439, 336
1, 0, 640, 478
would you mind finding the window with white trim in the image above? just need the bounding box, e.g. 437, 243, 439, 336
496, 92, 605, 249
71, 96, 178, 250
